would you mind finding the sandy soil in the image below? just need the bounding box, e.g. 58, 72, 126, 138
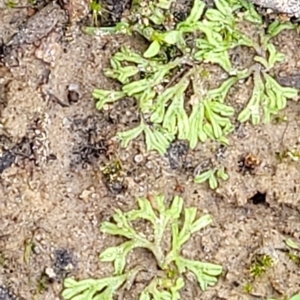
0, 1, 300, 300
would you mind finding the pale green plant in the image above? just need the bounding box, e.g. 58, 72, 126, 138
90, 0, 300, 193
61, 195, 223, 299
62, 268, 141, 300
285, 238, 299, 250
261, 20, 297, 50
92, 0, 298, 157
194, 166, 229, 189
237, 0, 263, 24
93, 45, 245, 153
236, 20, 298, 125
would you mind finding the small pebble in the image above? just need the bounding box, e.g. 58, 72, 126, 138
134, 154, 143, 163
146, 161, 153, 169
45, 267, 56, 280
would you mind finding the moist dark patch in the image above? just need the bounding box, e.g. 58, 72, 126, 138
70, 115, 111, 168
107, 98, 138, 125
99, 0, 131, 26
0, 150, 15, 173
166, 140, 189, 170
13, 137, 35, 162
52, 248, 76, 281
13, 134, 53, 168
11, 116, 53, 167
0, 82, 9, 111
73, 139, 107, 164
72, 133, 108, 164
0, 134, 38, 173
105, 179, 127, 194
172, 0, 194, 22
276, 74, 300, 89
0, 40, 10, 64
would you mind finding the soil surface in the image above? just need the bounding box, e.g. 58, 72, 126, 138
1, 1, 300, 300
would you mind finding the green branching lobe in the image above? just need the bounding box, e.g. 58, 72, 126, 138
194, 167, 229, 189
94, 43, 242, 153
139, 277, 184, 300
238, 43, 298, 125
286, 238, 300, 250
61, 268, 141, 300
62, 195, 222, 300
91, 0, 298, 157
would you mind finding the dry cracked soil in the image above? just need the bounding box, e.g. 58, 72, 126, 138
1, 0, 300, 299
